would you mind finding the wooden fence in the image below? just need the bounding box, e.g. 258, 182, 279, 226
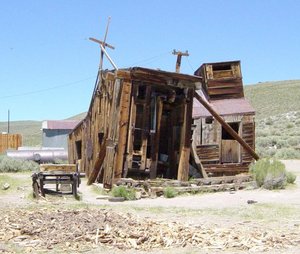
0, 134, 22, 154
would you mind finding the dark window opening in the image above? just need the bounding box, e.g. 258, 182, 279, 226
222, 122, 239, 140
98, 132, 104, 145
205, 116, 213, 124
213, 64, 231, 71
133, 129, 142, 151
75, 140, 82, 159
137, 85, 147, 100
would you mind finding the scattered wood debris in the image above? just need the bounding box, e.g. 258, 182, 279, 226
0, 208, 298, 252
115, 175, 254, 197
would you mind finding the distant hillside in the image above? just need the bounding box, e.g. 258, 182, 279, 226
245, 80, 300, 159
0, 112, 86, 148
67, 112, 86, 120
244, 80, 300, 120
0, 121, 42, 147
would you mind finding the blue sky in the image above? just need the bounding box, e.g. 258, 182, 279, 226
1, 0, 300, 121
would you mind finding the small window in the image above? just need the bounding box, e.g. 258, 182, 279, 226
98, 132, 104, 145
205, 117, 213, 124
213, 64, 231, 71
75, 140, 82, 159
137, 85, 147, 100
222, 122, 239, 140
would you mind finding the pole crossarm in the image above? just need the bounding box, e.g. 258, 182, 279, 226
172, 49, 189, 73
89, 37, 115, 50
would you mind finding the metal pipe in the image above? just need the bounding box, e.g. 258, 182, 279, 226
6, 149, 68, 163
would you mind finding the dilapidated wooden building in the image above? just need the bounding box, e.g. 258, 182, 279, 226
192, 61, 256, 176
68, 67, 202, 187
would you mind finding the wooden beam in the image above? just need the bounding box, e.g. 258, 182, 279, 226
87, 138, 107, 185
178, 89, 194, 181
191, 132, 208, 178
194, 92, 259, 160
114, 80, 132, 179
150, 97, 163, 179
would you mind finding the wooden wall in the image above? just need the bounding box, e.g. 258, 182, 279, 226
68, 68, 196, 187
0, 134, 22, 153
193, 114, 255, 176
194, 61, 244, 100
69, 71, 117, 181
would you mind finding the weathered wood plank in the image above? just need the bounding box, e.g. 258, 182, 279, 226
178, 88, 194, 181
40, 164, 76, 172
194, 92, 259, 161
150, 97, 163, 179
114, 80, 132, 180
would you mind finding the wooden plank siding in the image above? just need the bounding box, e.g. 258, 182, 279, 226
192, 114, 255, 176
0, 134, 22, 153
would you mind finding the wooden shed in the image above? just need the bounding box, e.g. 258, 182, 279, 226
192, 61, 256, 176
68, 67, 202, 188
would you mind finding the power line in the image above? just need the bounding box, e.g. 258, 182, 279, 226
0, 76, 96, 99
186, 56, 195, 73
129, 51, 172, 66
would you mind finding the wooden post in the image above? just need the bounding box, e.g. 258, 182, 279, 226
126, 85, 138, 170
114, 80, 132, 180
140, 86, 152, 170
178, 89, 194, 181
150, 97, 163, 179
194, 92, 259, 160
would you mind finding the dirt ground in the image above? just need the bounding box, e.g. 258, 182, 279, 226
0, 160, 299, 253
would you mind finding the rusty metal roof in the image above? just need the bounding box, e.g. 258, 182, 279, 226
42, 120, 81, 130
193, 91, 255, 118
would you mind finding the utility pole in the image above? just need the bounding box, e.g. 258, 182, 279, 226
172, 49, 189, 73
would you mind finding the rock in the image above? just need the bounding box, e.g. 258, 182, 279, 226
247, 200, 258, 204
135, 191, 142, 200
2, 183, 10, 190
96, 195, 109, 200
108, 197, 125, 202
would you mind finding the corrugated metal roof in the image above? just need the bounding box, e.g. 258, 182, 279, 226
42, 120, 81, 130
193, 92, 255, 118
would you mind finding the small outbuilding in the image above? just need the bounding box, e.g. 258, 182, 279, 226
192, 61, 256, 176
42, 120, 80, 150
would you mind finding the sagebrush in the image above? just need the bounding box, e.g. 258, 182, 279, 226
163, 186, 178, 198
250, 158, 287, 189
0, 155, 39, 172
111, 186, 136, 200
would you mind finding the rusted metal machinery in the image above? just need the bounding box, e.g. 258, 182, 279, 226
32, 164, 81, 198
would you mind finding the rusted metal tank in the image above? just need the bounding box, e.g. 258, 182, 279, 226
6, 149, 68, 163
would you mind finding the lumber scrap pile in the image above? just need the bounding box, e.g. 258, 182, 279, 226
115, 175, 254, 197
0, 208, 298, 252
